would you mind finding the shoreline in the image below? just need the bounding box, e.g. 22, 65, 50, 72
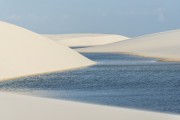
0, 63, 96, 82
78, 51, 180, 62
76, 29, 180, 62
1, 91, 180, 120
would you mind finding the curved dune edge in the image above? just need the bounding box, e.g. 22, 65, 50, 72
44, 34, 129, 47
77, 30, 180, 61
0, 92, 180, 120
0, 65, 93, 82
0, 21, 95, 81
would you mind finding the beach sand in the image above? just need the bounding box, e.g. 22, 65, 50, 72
1, 92, 180, 120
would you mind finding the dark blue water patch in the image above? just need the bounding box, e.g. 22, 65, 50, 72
1, 53, 180, 114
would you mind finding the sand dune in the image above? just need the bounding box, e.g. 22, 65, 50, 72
78, 30, 180, 61
0, 92, 180, 120
44, 34, 129, 47
44, 33, 108, 40
0, 21, 95, 81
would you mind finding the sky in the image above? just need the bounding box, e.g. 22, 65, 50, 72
0, 0, 180, 37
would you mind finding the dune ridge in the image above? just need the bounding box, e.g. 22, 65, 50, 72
0, 21, 95, 81
77, 30, 180, 61
44, 34, 129, 47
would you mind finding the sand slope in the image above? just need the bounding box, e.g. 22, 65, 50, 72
0, 92, 180, 120
78, 30, 180, 61
0, 21, 95, 81
44, 34, 129, 47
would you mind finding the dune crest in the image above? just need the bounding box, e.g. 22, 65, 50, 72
0, 21, 95, 81
78, 30, 180, 61
44, 34, 129, 47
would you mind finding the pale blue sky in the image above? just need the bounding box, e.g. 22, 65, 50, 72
0, 0, 180, 37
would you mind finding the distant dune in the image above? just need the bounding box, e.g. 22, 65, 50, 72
44, 33, 107, 40
44, 34, 129, 47
1, 92, 180, 120
0, 21, 95, 81
77, 30, 180, 61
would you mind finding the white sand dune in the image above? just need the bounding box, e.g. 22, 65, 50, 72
44, 34, 129, 47
44, 33, 108, 40
77, 30, 180, 61
0, 92, 180, 120
0, 21, 95, 81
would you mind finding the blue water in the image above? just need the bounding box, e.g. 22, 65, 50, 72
1, 53, 180, 114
